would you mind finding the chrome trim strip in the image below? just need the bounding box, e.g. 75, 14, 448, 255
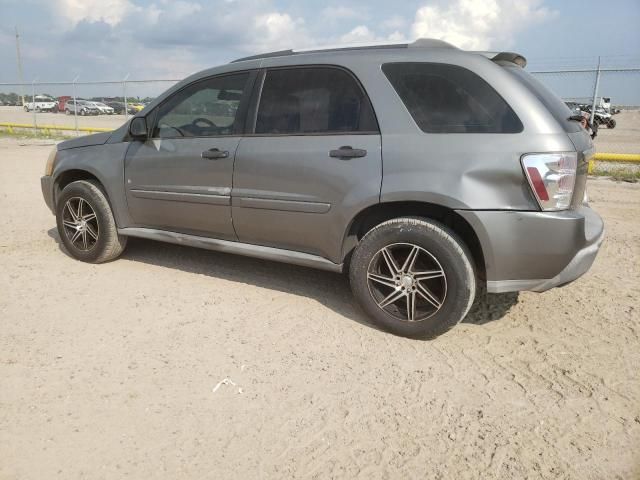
118, 227, 343, 273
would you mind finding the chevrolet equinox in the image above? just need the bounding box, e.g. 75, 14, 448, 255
41, 39, 605, 338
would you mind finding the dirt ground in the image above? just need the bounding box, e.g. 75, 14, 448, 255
0, 106, 639, 154
0, 137, 639, 480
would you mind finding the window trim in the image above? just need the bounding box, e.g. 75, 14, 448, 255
381, 61, 523, 134
147, 69, 259, 140
245, 64, 380, 137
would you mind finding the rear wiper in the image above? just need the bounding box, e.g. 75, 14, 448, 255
568, 114, 584, 122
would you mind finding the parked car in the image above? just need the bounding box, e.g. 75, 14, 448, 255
104, 101, 137, 115
56, 96, 72, 113
24, 95, 57, 112
129, 103, 145, 113
40, 39, 604, 338
85, 101, 115, 115
64, 99, 100, 116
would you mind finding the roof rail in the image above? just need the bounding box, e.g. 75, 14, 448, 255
231, 37, 457, 63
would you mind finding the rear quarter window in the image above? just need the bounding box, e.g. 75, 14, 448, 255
382, 62, 523, 134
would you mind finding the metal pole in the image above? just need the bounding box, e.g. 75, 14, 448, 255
15, 27, 25, 106
72, 75, 79, 136
589, 56, 601, 128
123, 73, 130, 120
31, 79, 37, 133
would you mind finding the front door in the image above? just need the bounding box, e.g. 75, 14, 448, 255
124, 72, 254, 239
232, 67, 382, 262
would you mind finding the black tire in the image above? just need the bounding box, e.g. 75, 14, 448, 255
55, 180, 127, 263
349, 217, 476, 339
607, 118, 616, 129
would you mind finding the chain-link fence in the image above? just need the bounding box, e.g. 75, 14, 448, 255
1, 68, 639, 161
0, 79, 179, 136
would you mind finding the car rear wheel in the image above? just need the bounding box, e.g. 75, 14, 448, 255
606, 118, 616, 128
56, 180, 127, 263
349, 217, 476, 338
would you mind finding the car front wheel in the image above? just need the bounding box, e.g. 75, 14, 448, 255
349, 217, 476, 338
56, 180, 127, 263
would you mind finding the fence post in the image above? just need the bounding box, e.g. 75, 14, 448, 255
72, 75, 79, 136
589, 56, 601, 128
123, 73, 130, 120
31, 79, 37, 134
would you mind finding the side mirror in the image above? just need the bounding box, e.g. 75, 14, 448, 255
129, 117, 148, 139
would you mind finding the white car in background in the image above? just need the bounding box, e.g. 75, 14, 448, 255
86, 101, 115, 115
24, 95, 57, 112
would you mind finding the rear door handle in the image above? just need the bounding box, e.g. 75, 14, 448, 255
201, 148, 229, 160
329, 146, 367, 159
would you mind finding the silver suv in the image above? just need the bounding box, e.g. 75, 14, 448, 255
41, 39, 604, 338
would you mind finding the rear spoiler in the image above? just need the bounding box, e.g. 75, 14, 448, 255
491, 52, 527, 68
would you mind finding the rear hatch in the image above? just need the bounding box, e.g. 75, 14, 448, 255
497, 60, 592, 208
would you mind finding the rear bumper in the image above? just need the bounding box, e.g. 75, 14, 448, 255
457, 205, 604, 293
41, 175, 55, 214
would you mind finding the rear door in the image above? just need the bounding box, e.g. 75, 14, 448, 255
232, 66, 382, 262
124, 71, 255, 239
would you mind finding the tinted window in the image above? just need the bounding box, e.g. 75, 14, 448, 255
256, 67, 378, 135
153, 73, 249, 138
382, 63, 522, 133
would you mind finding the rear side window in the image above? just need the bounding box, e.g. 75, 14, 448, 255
255, 67, 378, 135
382, 62, 522, 133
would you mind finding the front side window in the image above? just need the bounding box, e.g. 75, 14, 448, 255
382, 62, 522, 133
255, 67, 378, 135
153, 73, 249, 138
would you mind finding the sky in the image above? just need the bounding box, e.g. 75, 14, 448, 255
1, 0, 639, 101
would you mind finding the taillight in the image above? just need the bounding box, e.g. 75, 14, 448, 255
521, 152, 577, 210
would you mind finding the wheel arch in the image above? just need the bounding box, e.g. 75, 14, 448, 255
342, 201, 486, 281
52, 169, 121, 226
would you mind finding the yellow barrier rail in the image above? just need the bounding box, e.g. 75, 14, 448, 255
593, 152, 640, 162
588, 153, 640, 173
0, 122, 112, 134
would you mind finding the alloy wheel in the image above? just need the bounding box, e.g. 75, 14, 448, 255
62, 197, 99, 251
366, 243, 447, 322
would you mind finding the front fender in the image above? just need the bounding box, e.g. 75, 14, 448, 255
52, 142, 132, 228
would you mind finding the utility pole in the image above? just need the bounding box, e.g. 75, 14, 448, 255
15, 26, 25, 106
589, 56, 601, 129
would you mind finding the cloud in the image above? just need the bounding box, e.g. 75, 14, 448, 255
339, 26, 377, 44
410, 0, 555, 50
55, 0, 138, 27
1, 0, 557, 86
251, 12, 311, 52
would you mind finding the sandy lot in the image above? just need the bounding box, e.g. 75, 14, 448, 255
0, 105, 639, 154
0, 138, 639, 479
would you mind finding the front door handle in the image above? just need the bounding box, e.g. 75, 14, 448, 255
201, 148, 229, 160
329, 146, 367, 159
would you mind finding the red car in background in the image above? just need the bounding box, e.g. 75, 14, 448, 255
56, 96, 72, 113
